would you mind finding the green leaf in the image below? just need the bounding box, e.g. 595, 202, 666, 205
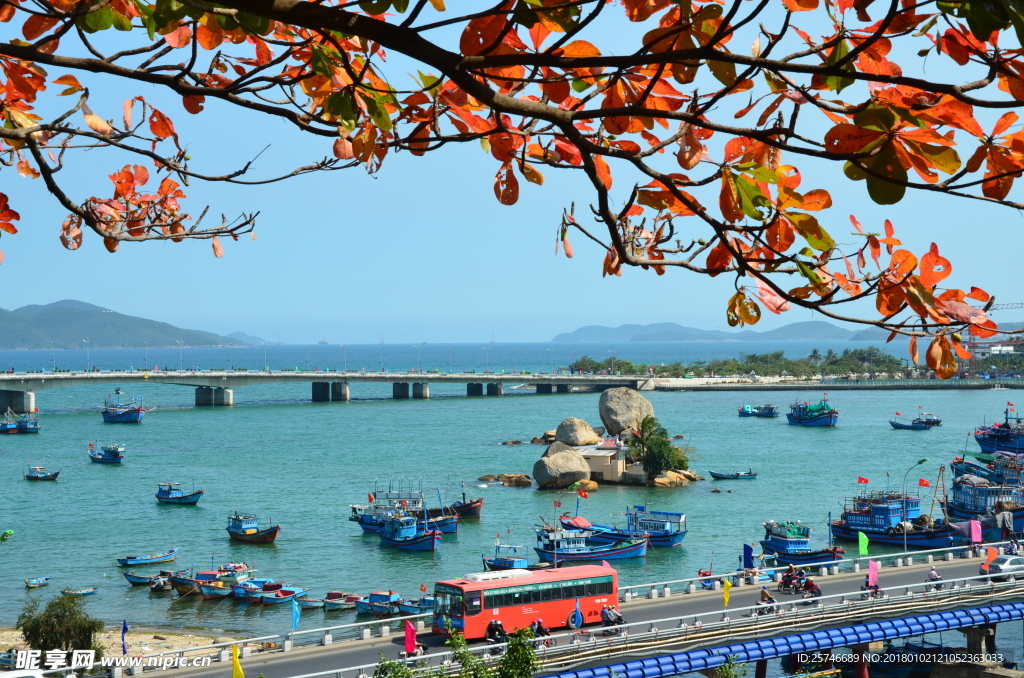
112, 11, 133, 31
133, 1, 157, 39
733, 175, 770, 219
865, 145, 908, 205
235, 11, 271, 35
359, 0, 392, 14
796, 261, 822, 283
913, 142, 962, 174
416, 71, 443, 96
362, 95, 393, 131
392, 0, 410, 11
843, 160, 868, 181
215, 12, 239, 31
823, 39, 856, 93
310, 45, 335, 78
327, 91, 358, 130
706, 58, 737, 87
571, 79, 593, 93
77, 6, 114, 32
852, 105, 896, 132
787, 212, 835, 251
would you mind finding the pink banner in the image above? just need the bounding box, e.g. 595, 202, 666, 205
404, 621, 417, 654
867, 560, 879, 587
970, 520, 982, 542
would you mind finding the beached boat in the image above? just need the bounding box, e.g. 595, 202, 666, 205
88, 442, 125, 463
759, 520, 845, 566
251, 587, 308, 606
975, 407, 1024, 454
24, 466, 59, 481
378, 515, 441, 551
561, 505, 688, 547
323, 591, 360, 611
890, 419, 931, 430
226, 512, 280, 543
296, 596, 325, 609
62, 588, 98, 596
738, 404, 779, 418
787, 399, 838, 427
398, 595, 434, 616
1, 409, 18, 434
354, 590, 402, 615
103, 390, 145, 423
116, 548, 180, 566
534, 527, 647, 562
199, 583, 233, 600
709, 470, 758, 480
156, 482, 203, 505
829, 491, 963, 549
25, 577, 50, 589
482, 543, 560, 571
17, 413, 40, 433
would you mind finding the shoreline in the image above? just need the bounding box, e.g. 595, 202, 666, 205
0, 627, 234, 656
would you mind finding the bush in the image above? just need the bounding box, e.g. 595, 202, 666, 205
628, 416, 689, 476
17, 592, 104, 661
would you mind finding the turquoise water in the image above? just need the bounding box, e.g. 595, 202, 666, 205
0, 344, 1009, 638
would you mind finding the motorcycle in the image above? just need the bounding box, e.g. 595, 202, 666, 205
601, 617, 626, 635
925, 577, 943, 591
800, 587, 822, 605
860, 585, 882, 600
753, 599, 777, 616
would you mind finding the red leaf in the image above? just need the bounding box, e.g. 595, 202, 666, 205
182, 95, 205, 114
909, 335, 919, 364
133, 164, 149, 186
460, 6, 511, 56
333, 137, 354, 160
149, 109, 176, 139
23, 14, 59, 41
994, 112, 1018, 137
593, 155, 612, 190
164, 24, 192, 49
493, 161, 519, 205
706, 240, 732, 277
254, 39, 273, 65
196, 21, 223, 50
104, 237, 119, 253
966, 286, 990, 302
919, 243, 951, 288
935, 299, 988, 324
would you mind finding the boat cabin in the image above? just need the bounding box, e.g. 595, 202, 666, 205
951, 478, 1024, 514
626, 506, 687, 533
535, 528, 590, 552
380, 515, 420, 540
488, 544, 531, 569
842, 491, 921, 529
157, 483, 184, 497
763, 520, 812, 551
227, 513, 262, 535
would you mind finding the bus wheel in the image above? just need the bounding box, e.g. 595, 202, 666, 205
567, 611, 581, 629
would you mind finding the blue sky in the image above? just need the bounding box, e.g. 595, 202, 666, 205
2, 5, 1023, 343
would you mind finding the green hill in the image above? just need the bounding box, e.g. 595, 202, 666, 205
0, 300, 245, 349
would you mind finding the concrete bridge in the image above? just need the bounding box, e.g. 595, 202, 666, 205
0, 370, 645, 412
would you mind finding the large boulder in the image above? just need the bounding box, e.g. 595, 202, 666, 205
555, 417, 601, 446
533, 443, 591, 489
598, 388, 655, 435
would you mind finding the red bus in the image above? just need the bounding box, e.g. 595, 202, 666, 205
431, 565, 618, 639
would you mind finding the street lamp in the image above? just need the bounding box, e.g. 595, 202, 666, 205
448, 347, 454, 374
305, 344, 311, 371
607, 350, 616, 374
51, 340, 58, 372
482, 346, 490, 372
341, 343, 347, 372
261, 341, 268, 371
902, 457, 929, 551
144, 340, 150, 370
379, 337, 387, 372
82, 338, 90, 371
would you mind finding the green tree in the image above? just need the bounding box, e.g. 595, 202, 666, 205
628, 416, 688, 477
17, 592, 104, 661
496, 628, 539, 678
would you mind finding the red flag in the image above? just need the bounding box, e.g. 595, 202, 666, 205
420, 583, 427, 593
857, 477, 869, 484
918, 478, 931, 487
895, 412, 902, 416
1009, 402, 1015, 406
367, 492, 375, 503
578, 489, 589, 499
553, 500, 562, 507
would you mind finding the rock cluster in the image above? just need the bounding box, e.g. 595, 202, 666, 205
531, 430, 557, 444
532, 441, 591, 489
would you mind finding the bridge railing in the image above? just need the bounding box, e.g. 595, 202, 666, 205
249, 569, 1024, 678
618, 540, 1012, 599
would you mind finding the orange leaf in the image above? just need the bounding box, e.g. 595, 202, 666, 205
877, 283, 906, 316
53, 74, 83, 89
23, 14, 59, 41
494, 161, 519, 205
333, 137, 354, 160
969, 319, 999, 338
966, 286, 990, 302
798, 188, 832, 211
952, 339, 973, 360
196, 21, 223, 50
104, 237, 119, 253
926, 336, 957, 379
909, 335, 919, 365
557, 40, 601, 58
212, 236, 223, 258
460, 7, 510, 56
919, 243, 951, 288
164, 24, 192, 49
16, 158, 39, 179
149, 109, 176, 139
182, 95, 205, 114
706, 240, 732, 277
82, 104, 114, 136
593, 155, 612, 190
994, 112, 1018, 137
781, 0, 819, 11
563, 235, 574, 258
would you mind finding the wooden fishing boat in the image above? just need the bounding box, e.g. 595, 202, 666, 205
156, 482, 203, 505
398, 595, 434, 616
890, 419, 931, 430
17, 413, 40, 433
429, 494, 483, 519
103, 390, 145, 423
25, 576, 50, 588
149, 576, 172, 592
24, 466, 59, 481
709, 470, 758, 480
562, 505, 688, 547
354, 590, 402, 615
830, 490, 963, 549
62, 587, 98, 596
738, 404, 779, 418
975, 407, 1024, 454
198, 583, 233, 600
226, 512, 280, 543
88, 442, 125, 463
116, 547, 180, 566
1, 408, 18, 434
760, 520, 845, 566
323, 592, 360, 610
249, 587, 307, 605
231, 579, 282, 599
481, 543, 560, 571
787, 399, 838, 427
296, 596, 325, 609
534, 528, 647, 562
123, 568, 190, 586
918, 412, 942, 426
378, 515, 441, 551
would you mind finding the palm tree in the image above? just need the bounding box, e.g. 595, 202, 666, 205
809, 349, 822, 362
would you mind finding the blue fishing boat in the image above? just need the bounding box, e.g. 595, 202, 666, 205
199, 583, 234, 600
918, 412, 942, 426
296, 596, 325, 609
350, 485, 460, 533
738, 404, 779, 418
759, 520, 845, 566
249, 587, 308, 605
25, 576, 50, 589
787, 399, 838, 427
1, 409, 18, 434
17, 413, 40, 433
951, 455, 1022, 486
226, 512, 280, 543
24, 465, 59, 481
354, 590, 402, 615
102, 390, 145, 423
122, 568, 190, 586
709, 469, 758, 480
561, 505, 688, 547
890, 419, 931, 430
62, 587, 98, 596
378, 515, 441, 551
829, 491, 963, 549
323, 592, 359, 610
946, 467, 1024, 531
975, 407, 1024, 454
482, 543, 560, 571
88, 442, 125, 463
231, 579, 282, 599
399, 595, 434, 616
170, 570, 221, 596
534, 527, 647, 562
116, 548, 180, 566
156, 482, 204, 505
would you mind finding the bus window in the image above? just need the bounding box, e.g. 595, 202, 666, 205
466, 592, 482, 616
435, 586, 463, 617
540, 587, 553, 602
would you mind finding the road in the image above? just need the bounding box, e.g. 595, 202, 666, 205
167, 557, 989, 678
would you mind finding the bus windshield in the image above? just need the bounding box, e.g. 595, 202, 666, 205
434, 584, 464, 617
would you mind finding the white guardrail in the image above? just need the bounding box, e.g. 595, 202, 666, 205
33, 541, 1017, 677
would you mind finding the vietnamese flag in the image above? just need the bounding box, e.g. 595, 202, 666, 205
553, 500, 562, 507
919, 478, 931, 487
578, 489, 589, 499
367, 492, 375, 503
895, 412, 902, 416
420, 583, 427, 593
1009, 402, 1015, 406
857, 477, 870, 484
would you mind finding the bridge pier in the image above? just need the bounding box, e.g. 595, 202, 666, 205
0, 389, 34, 414
312, 382, 331, 402
754, 660, 767, 678
467, 383, 483, 397
412, 383, 430, 399
960, 625, 996, 653
393, 382, 410, 399
213, 387, 233, 406
536, 384, 553, 394
487, 383, 504, 396
331, 382, 350, 402
195, 386, 214, 407
557, 384, 570, 394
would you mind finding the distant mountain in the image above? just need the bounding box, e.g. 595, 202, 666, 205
226, 331, 266, 346
0, 300, 244, 349
555, 320, 872, 343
